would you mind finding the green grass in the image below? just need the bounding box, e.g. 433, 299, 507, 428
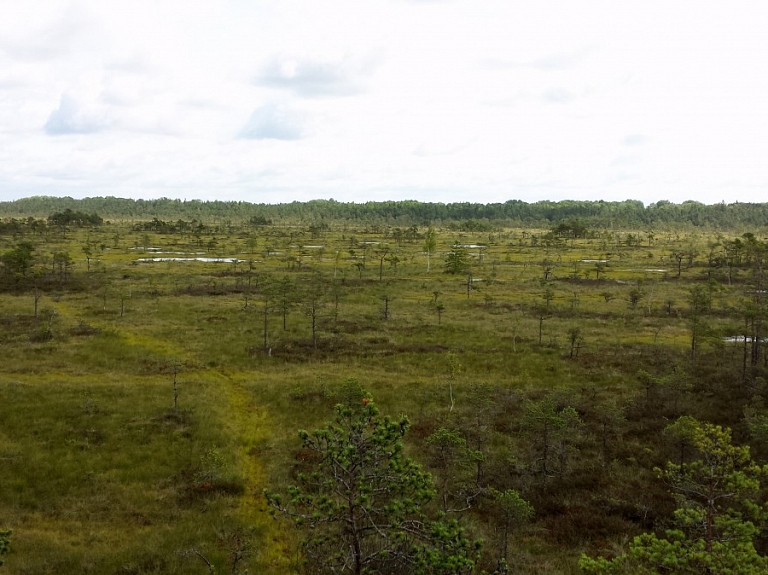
1, 222, 766, 573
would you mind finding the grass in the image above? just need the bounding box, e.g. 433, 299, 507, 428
0, 221, 766, 572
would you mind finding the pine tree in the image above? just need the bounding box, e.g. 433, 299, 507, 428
265, 388, 478, 575
580, 419, 768, 574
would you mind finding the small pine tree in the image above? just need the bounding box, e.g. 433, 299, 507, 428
265, 389, 479, 575
444, 244, 470, 275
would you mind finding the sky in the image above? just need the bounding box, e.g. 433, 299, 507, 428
1, 1, 767, 206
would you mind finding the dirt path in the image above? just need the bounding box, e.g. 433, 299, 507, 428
47, 301, 293, 572
215, 371, 293, 573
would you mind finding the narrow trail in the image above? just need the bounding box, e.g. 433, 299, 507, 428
49, 300, 293, 571
51, 298, 182, 357
214, 370, 293, 573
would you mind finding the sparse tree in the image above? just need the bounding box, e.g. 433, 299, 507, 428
688, 285, 710, 359
120, 290, 128, 317
542, 287, 554, 309
259, 277, 278, 353
490, 489, 533, 574
592, 400, 625, 467
172, 362, 180, 412
325, 248, 338, 279
1, 241, 35, 284
541, 259, 554, 281
671, 250, 685, 278
567, 326, 582, 359
381, 293, 391, 321
277, 275, 295, 331
522, 394, 583, 486
425, 428, 483, 514
82, 242, 93, 272
535, 304, 549, 346
433, 300, 445, 324
424, 225, 437, 272
303, 274, 327, 349
376, 245, 391, 281
446, 352, 460, 412
52, 251, 73, 284
445, 244, 470, 275
33, 270, 44, 319
594, 262, 606, 281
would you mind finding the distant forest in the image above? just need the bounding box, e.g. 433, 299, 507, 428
1, 195, 767, 230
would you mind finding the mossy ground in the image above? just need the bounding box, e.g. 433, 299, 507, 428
1, 221, 765, 573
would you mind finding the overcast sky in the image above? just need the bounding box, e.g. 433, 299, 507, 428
1, 1, 766, 205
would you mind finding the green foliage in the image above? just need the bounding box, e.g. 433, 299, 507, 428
567, 326, 582, 358
1, 196, 768, 228
425, 428, 483, 513
414, 518, 479, 575
0, 241, 35, 278
47, 208, 102, 227
444, 244, 470, 275
663, 415, 699, 445
0, 529, 10, 567
265, 391, 478, 574
490, 489, 534, 572
424, 226, 437, 255
424, 225, 438, 272
0, 217, 46, 235
744, 402, 768, 445
552, 219, 589, 239
492, 490, 534, 526
580, 419, 768, 574
627, 287, 643, 309
522, 394, 583, 483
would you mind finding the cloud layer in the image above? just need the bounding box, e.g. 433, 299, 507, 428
0, 0, 766, 204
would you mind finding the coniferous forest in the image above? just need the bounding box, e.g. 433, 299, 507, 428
1, 196, 768, 574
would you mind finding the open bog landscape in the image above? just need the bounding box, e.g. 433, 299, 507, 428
1, 197, 767, 574
3, 2, 768, 572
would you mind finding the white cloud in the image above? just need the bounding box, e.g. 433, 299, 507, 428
44, 94, 106, 135
239, 104, 304, 140
623, 134, 646, 146
255, 55, 377, 98
0, 4, 99, 62
485, 48, 594, 72
541, 88, 575, 104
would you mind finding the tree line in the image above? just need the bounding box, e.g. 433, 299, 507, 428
2, 196, 768, 229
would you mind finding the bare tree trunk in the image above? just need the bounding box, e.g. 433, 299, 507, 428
173, 365, 179, 411
263, 300, 269, 352
34, 280, 41, 320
